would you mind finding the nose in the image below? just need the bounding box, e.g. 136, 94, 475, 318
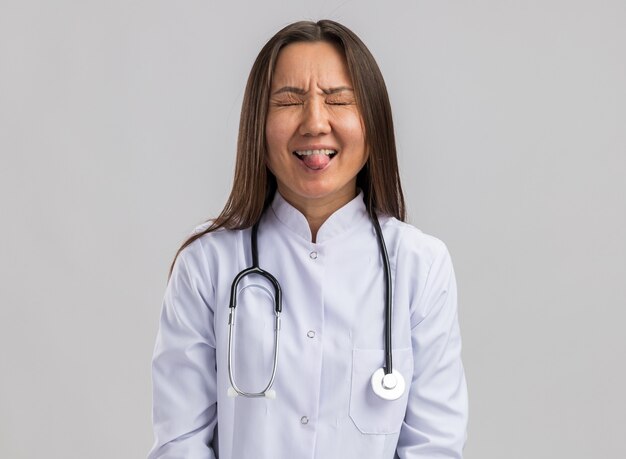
298, 98, 331, 137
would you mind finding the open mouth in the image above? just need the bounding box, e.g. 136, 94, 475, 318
293, 149, 338, 170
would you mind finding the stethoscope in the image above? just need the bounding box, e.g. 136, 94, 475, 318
227, 212, 406, 401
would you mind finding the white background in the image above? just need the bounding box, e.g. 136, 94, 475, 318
1, 1, 625, 457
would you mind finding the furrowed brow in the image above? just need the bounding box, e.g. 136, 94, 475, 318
322, 86, 354, 95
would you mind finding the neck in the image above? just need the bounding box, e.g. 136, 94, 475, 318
277, 187, 357, 242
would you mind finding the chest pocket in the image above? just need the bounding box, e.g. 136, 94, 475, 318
349, 348, 413, 434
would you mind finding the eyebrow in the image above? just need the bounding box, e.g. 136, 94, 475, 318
271, 86, 354, 96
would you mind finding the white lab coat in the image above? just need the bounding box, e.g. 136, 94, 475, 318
148, 191, 468, 458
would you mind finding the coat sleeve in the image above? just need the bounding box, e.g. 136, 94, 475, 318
396, 239, 468, 458
148, 244, 218, 459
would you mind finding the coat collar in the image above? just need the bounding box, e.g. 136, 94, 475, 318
269, 190, 369, 243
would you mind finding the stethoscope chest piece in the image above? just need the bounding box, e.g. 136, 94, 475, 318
371, 368, 406, 401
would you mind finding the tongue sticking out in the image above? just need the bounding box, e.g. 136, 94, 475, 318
301, 153, 331, 170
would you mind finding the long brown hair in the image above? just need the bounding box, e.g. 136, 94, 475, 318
169, 19, 405, 277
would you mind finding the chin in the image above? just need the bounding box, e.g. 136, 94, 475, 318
293, 182, 354, 202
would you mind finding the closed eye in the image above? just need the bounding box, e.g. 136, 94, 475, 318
272, 99, 304, 107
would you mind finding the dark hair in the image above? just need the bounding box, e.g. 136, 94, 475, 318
169, 19, 405, 277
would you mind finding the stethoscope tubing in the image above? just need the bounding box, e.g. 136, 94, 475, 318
227, 212, 397, 398
227, 222, 283, 397
370, 212, 394, 376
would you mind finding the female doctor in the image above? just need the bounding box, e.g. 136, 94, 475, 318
148, 19, 468, 459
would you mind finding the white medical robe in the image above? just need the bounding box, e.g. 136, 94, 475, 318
148, 191, 468, 458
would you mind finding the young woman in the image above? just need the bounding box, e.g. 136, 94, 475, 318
148, 19, 467, 459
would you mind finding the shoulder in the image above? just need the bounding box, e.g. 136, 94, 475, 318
381, 216, 451, 269
174, 223, 246, 276
381, 218, 456, 321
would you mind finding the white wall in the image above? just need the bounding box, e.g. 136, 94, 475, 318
1, 1, 624, 457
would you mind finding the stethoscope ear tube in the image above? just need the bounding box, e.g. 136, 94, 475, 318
227, 302, 281, 398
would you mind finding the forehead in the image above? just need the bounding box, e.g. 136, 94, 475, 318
271, 41, 352, 87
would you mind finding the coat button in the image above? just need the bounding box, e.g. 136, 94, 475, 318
300, 416, 309, 425
309, 251, 318, 259
307, 330, 315, 338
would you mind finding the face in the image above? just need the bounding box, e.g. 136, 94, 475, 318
265, 41, 367, 210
